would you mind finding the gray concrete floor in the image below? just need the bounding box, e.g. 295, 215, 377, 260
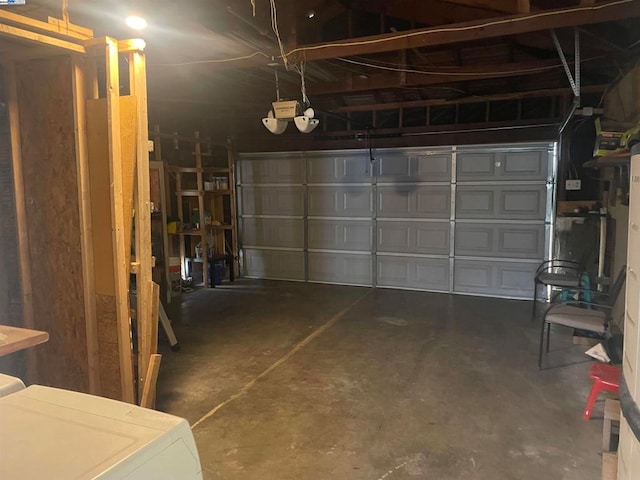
158, 280, 605, 480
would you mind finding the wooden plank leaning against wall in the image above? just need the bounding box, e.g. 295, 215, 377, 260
0, 12, 158, 405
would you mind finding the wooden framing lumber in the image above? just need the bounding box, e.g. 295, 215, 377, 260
441, 0, 524, 14
331, 84, 607, 112
105, 37, 135, 403
71, 55, 100, 395
286, 0, 640, 63
129, 47, 155, 400
227, 138, 239, 279
4, 62, 36, 383
194, 131, 209, 288
309, 59, 570, 95
47, 16, 93, 39
0, 22, 85, 53
140, 354, 162, 409
0, 9, 90, 41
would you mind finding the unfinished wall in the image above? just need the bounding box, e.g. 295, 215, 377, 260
15, 56, 89, 391
0, 67, 25, 377
605, 65, 640, 124
603, 64, 638, 329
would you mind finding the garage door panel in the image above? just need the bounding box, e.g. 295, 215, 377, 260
378, 221, 450, 255
241, 186, 304, 216
502, 151, 548, 179
308, 219, 372, 251
456, 223, 544, 259
241, 218, 303, 249
308, 252, 372, 285
456, 185, 546, 220
457, 153, 497, 179
307, 154, 372, 183
377, 255, 449, 291
377, 152, 451, 182
308, 186, 373, 217
243, 249, 305, 280
378, 186, 450, 218
240, 157, 304, 184
457, 150, 548, 181
454, 260, 537, 298
239, 143, 552, 299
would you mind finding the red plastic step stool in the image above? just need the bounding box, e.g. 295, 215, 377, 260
583, 364, 621, 420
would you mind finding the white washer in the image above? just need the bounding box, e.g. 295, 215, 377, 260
0, 383, 203, 479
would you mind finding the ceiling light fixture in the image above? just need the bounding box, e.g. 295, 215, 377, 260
262, 66, 320, 135
306, 10, 316, 19
125, 15, 147, 30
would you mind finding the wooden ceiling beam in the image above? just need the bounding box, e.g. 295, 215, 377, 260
308, 59, 568, 95
440, 0, 529, 14
328, 84, 607, 112
351, 0, 500, 27
287, 0, 640, 63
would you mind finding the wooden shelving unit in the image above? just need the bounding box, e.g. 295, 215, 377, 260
167, 131, 238, 288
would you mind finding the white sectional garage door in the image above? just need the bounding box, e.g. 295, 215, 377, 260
238, 143, 555, 299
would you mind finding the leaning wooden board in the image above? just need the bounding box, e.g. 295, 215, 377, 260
0, 325, 49, 356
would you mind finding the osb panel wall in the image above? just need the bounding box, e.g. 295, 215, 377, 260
0, 67, 26, 378
605, 65, 640, 124
16, 56, 89, 392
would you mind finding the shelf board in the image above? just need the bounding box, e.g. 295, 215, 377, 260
170, 166, 199, 173
170, 166, 229, 174
208, 224, 233, 230
203, 167, 230, 173
169, 230, 205, 236
176, 190, 202, 196
583, 150, 631, 169
203, 189, 231, 195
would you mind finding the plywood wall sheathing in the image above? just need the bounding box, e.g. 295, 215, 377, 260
14, 56, 88, 391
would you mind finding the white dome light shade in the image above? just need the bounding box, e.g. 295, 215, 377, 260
262, 111, 287, 134
294, 116, 319, 133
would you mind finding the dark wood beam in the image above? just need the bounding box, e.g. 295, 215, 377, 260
287, 1, 640, 63
309, 59, 569, 95
352, 0, 500, 27
328, 84, 607, 112
232, 119, 558, 153
441, 0, 525, 14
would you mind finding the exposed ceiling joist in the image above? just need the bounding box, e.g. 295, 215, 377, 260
352, 0, 499, 26
309, 59, 570, 95
441, 0, 528, 14
329, 84, 607, 112
287, 0, 640, 63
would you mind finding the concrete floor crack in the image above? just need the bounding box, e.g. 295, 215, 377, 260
190, 289, 372, 430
